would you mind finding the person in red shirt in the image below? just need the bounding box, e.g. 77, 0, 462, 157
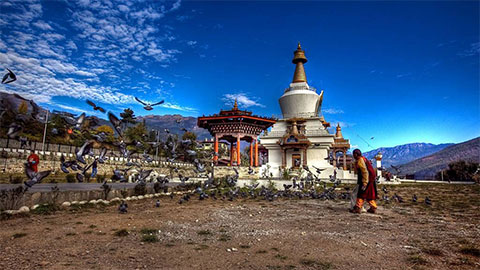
27, 150, 40, 173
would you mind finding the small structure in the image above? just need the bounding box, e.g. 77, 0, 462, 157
331, 123, 351, 170
197, 100, 276, 166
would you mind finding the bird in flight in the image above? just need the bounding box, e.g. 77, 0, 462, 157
134, 97, 164, 111
86, 100, 106, 113
2, 68, 16, 84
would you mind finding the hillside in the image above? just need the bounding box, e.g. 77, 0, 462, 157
137, 114, 211, 140
363, 142, 453, 168
397, 137, 480, 179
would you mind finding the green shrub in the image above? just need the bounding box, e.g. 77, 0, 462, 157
9, 175, 23, 184
141, 234, 158, 243
134, 182, 147, 196
65, 174, 76, 183
114, 229, 129, 237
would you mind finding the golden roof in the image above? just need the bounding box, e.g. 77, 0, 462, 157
335, 123, 343, 138
292, 42, 308, 83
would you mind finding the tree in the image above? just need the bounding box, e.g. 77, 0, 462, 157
435, 160, 479, 182
18, 101, 28, 115
96, 125, 114, 135
120, 108, 136, 125
124, 122, 147, 144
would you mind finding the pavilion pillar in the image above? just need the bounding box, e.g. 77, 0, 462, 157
332, 151, 337, 167
236, 135, 241, 166
255, 139, 259, 167
230, 142, 234, 166
249, 141, 253, 167
343, 150, 347, 170
303, 147, 307, 166
214, 135, 219, 163
281, 148, 286, 168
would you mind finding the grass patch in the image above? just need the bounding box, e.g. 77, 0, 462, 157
274, 254, 288, 260
197, 230, 212, 236
460, 246, 480, 257
407, 254, 428, 265
256, 250, 267, 254
12, 232, 27, 239
96, 232, 106, 235
141, 234, 159, 243
239, 245, 250, 249
218, 234, 231, 241
140, 228, 157, 235
299, 259, 333, 269
75, 221, 83, 224
219, 228, 227, 233
65, 232, 77, 236
422, 247, 443, 256
114, 229, 129, 237
88, 225, 97, 229
83, 230, 93, 234
32, 204, 58, 215
194, 244, 209, 250
271, 247, 279, 252
165, 243, 175, 247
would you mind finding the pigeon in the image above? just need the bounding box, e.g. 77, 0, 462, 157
118, 201, 128, 213
425, 197, 432, 205
7, 122, 23, 139
248, 167, 255, 175
155, 200, 160, 208
393, 193, 404, 203
76, 140, 94, 164
86, 100, 106, 113
412, 194, 418, 203
2, 68, 16, 84
108, 112, 123, 137
24, 165, 51, 188
134, 97, 164, 111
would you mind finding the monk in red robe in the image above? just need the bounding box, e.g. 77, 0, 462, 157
350, 149, 378, 214
27, 150, 39, 173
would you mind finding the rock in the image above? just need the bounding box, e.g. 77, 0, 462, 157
138, 195, 144, 200
79, 201, 87, 205
89, 200, 97, 204
110, 197, 120, 202
61, 202, 71, 208
125, 197, 132, 201
70, 201, 79, 205
227, 249, 231, 252
231, 248, 238, 252
31, 204, 40, 210
18, 206, 30, 213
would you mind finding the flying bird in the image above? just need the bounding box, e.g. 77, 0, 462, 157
134, 97, 164, 111
24, 165, 51, 188
86, 100, 106, 113
2, 68, 16, 84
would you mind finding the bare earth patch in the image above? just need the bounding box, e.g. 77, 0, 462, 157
1, 183, 479, 270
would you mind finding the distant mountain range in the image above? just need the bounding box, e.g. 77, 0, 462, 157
137, 114, 211, 140
363, 142, 454, 168
396, 137, 480, 179
0, 91, 212, 140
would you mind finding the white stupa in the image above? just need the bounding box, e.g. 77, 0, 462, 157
260, 43, 350, 179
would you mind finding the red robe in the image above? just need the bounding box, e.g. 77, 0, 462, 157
356, 156, 378, 200
27, 153, 39, 172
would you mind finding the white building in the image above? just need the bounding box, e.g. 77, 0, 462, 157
260, 43, 353, 179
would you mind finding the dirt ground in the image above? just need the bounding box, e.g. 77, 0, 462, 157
1, 183, 479, 270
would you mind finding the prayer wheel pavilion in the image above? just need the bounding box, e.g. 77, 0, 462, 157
197, 100, 276, 167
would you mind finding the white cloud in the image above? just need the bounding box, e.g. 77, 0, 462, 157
32, 20, 52, 30
222, 93, 265, 108
187, 40, 197, 46
323, 108, 344, 114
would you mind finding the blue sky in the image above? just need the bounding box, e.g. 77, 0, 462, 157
0, 0, 478, 150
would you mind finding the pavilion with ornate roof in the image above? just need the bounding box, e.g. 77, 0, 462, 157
197, 100, 276, 167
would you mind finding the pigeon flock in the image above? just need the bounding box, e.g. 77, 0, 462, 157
1, 67, 434, 211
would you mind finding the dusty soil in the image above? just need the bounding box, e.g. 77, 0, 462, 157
1, 183, 479, 270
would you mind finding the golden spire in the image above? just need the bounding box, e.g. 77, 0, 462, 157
233, 98, 238, 110
292, 42, 308, 83
335, 123, 343, 138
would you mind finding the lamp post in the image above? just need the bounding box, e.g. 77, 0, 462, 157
41, 109, 49, 153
